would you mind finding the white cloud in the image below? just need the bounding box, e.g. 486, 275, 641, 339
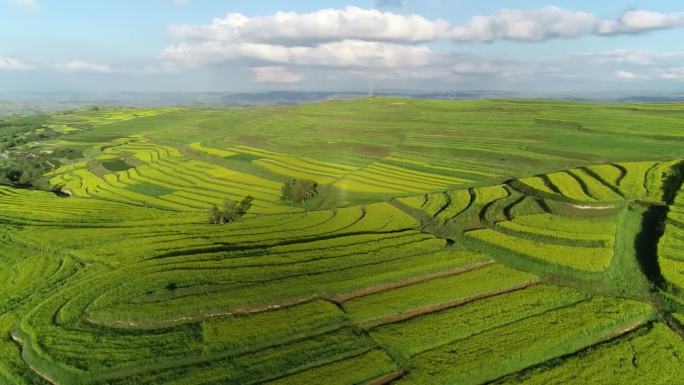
597, 10, 684, 35
161, 39, 432, 69
614, 70, 643, 80
158, 6, 684, 85
56, 60, 113, 73
450, 7, 684, 42
0, 56, 29, 70
166, 7, 684, 58
169, 7, 449, 44
10, 0, 40, 13
450, 6, 598, 42
251, 66, 302, 83
164, 7, 442, 71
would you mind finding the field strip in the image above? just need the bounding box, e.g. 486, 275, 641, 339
89, 260, 489, 328
244, 347, 381, 385
361, 280, 541, 329
93, 294, 321, 328
149, 229, 420, 260
87, 326, 359, 383
487, 319, 650, 384
329, 260, 496, 303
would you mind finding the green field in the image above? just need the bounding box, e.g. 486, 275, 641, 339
1, 98, 684, 384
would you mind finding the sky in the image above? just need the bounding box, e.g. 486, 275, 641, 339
2, 0, 684, 94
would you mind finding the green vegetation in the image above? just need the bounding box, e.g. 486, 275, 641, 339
280, 177, 318, 203
494, 323, 684, 385
1, 98, 683, 384
208, 196, 253, 224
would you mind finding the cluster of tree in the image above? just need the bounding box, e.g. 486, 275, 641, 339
281, 178, 318, 203
0, 118, 56, 151
0, 116, 62, 190
209, 196, 254, 224
0, 159, 50, 189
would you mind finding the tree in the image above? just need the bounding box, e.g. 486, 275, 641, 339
221, 200, 240, 224
281, 178, 318, 203
209, 205, 222, 224
208, 196, 253, 224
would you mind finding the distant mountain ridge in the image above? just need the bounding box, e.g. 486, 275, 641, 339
2, 90, 684, 117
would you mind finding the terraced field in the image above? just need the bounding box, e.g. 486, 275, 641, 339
1, 98, 684, 384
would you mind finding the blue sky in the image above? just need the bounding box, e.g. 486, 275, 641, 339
2, 0, 684, 93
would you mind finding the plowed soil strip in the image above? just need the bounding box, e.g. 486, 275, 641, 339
361, 280, 541, 329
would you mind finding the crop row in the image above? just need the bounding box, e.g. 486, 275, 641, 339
253, 155, 357, 185
334, 161, 470, 194
518, 160, 681, 203
493, 323, 683, 384
396, 296, 654, 384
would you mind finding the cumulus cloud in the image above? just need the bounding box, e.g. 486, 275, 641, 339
251, 66, 302, 83
597, 10, 684, 35
166, 7, 684, 57
55, 60, 113, 73
450, 6, 598, 42
159, 6, 684, 85
162, 39, 431, 69
10, 0, 40, 13
0, 56, 29, 70
163, 7, 444, 73
450, 7, 684, 42
169, 7, 449, 44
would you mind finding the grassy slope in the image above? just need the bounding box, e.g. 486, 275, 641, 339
1, 98, 684, 384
